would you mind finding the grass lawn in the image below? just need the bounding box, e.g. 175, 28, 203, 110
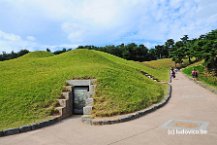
143, 58, 175, 82
182, 61, 217, 89
0, 50, 169, 130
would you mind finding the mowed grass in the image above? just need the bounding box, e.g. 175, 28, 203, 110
143, 58, 175, 82
183, 61, 217, 89
0, 50, 168, 130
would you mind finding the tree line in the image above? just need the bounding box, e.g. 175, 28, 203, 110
0, 49, 29, 61
77, 43, 157, 61
1, 29, 216, 72
77, 29, 217, 72
0, 48, 72, 61
170, 30, 217, 71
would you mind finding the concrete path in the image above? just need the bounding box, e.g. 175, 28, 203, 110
1, 72, 217, 145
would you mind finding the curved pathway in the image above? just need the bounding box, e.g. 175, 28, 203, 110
1, 72, 217, 145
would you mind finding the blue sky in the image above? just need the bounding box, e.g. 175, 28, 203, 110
0, 0, 217, 52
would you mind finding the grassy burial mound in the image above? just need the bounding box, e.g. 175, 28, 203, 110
0, 49, 169, 130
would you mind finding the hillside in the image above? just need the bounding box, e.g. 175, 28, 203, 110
183, 61, 217, 89
143, 58, 174, 81
0, 49, 169, 130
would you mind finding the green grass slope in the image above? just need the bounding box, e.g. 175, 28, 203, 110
21, 51, 54, 58
183, 61, 217, 89
0, 49, 168, 130
143, 58, 175, 81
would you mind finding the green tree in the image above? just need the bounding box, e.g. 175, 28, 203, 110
155, 45, 164, 59
180, 35, 193, 64
46, 48, 51, 52
203, 40, 217, 71
165, 39, 175, 57
170, 41, 185, 64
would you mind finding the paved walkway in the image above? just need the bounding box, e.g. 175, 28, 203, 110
1, 72, 217, 145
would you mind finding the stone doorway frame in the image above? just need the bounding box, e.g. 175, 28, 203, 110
67, 79, 96, 116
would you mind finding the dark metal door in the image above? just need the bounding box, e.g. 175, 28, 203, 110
73, 86, 88, 114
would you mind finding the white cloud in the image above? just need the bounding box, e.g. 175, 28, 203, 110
0, 30, 37, 52
0, 30, 78, 53
0, 31, 22, 41
0, 0, 217, 51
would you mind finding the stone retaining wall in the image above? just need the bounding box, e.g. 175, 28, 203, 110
0, 117, 60, 137
55, 86, 73, 119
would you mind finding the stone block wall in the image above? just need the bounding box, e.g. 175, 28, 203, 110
55, 86, 73, 119
55, 79, 96, 119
